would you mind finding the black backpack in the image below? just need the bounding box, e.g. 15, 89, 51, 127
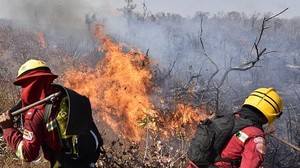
187, 114, 253, 167
43, 84, 103, 167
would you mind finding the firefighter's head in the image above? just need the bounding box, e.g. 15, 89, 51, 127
13, 59, 58, 86
243, 87, 283, 125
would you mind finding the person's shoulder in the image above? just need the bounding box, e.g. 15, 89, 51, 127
240, 126, 264, 137
24, 106, 44, 120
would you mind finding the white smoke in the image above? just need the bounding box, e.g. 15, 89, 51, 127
0, 0, 298, 106
0, 0, 119, 32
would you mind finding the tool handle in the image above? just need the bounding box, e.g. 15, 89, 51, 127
11, 92, 61, 116
267, 133, 300, 152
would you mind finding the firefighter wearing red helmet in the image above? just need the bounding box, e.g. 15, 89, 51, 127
0, 59, 102, 168
188, 88, 283, 168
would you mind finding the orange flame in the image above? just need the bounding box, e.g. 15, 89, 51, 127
163, 103, 209, 139
62, 25, 211, 142
62, 25, 156, 141
34, 32, 46, 48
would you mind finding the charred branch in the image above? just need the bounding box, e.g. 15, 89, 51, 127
198, 18, 219, 104
217, 8, 288, 88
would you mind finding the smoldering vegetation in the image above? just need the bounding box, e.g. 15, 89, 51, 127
0, 1, 300, 167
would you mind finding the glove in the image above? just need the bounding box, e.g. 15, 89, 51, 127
0, 111, 14, 129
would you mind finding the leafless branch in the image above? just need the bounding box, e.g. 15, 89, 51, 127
265, 8, 289, 22
161, 53, 179, 81
217, 8, 288, 88
294, 90, 300, 101
198, 18, 219, 103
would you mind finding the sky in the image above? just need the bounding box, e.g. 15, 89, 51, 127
109, 0, 299, 18
0, 0, 298, 20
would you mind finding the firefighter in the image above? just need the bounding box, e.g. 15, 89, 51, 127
188, 87, 283, 168
0, 59, 102, 168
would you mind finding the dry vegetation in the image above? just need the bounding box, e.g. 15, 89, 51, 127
0, 22, 193, 167
0, 5, 300, 168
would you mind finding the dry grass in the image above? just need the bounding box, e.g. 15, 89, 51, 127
0, 138, 49, 168
1, 135, 189, 167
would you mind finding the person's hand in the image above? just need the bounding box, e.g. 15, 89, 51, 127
0, 111, 14, 129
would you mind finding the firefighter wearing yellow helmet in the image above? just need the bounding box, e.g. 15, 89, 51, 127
0, 59, 103, 168
243, 87, 283, 125
187, 87, 283, 168
13, 59, 57, 86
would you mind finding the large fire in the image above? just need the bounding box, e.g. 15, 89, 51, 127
62, 25, 209, 141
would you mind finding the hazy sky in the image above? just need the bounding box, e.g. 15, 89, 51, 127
0, 0, 298, 20
111, 0, 299, 18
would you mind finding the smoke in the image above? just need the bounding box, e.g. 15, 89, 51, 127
1, 1, 299, 161
0, 0, 125, 55
99, 8, 300, 116
1, 0, 106, 29
1, 0, 299, 110
0, 0, 122, 51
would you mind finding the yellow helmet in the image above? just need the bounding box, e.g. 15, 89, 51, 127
17, 59, 49, 77
243, 88, 283, 125
14, 59, 57, 86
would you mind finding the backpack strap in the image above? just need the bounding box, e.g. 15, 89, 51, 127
216, 157, 241, 167
42, 100, 67, 165
43, 103, 53, 126
213, 115, 252, 167
42, 102, 64, 166
43, 102, 60, 133
214, 149, 242, 167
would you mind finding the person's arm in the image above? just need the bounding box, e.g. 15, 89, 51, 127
0, 111, 24, 157
3, 108, 44, 162
240, 136, 265, 168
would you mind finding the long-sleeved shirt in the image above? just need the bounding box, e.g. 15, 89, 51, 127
3, 104, 61, 163
187, 126, 265, 168
214, 126, 265, 168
